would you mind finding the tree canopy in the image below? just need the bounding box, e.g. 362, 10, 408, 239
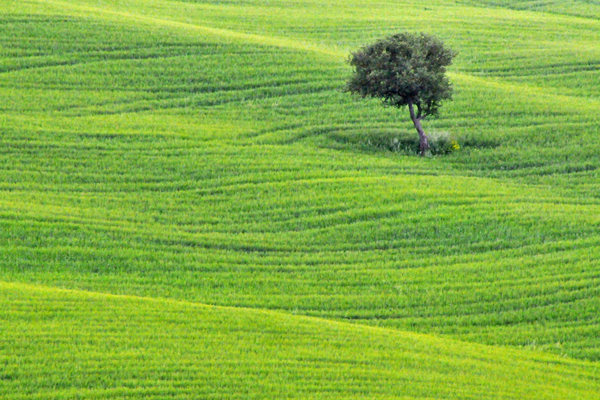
346, 32, 456, 155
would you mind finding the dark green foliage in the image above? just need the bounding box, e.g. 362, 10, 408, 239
346, 32, 456, 119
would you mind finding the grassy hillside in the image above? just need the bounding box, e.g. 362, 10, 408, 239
2, 281, 600, 399
1, 0, 600, 396
459, 0, 600, 20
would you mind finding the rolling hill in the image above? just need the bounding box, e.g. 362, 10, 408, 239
1, 0, 600, 397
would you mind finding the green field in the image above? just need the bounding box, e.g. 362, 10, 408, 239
2, 0, 600, 398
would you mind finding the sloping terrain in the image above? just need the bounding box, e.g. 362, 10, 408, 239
2, 281, 600, 399
1, 0, 600, 397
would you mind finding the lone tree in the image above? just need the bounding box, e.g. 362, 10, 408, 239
346, 32, 456, 156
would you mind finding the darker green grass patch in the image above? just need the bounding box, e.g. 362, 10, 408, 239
328, 128, 499, 156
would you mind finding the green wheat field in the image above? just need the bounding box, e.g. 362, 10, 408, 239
2, 0, 600, 398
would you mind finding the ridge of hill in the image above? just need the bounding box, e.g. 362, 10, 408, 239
459, 0, 600, 21
2, 280, 600, 399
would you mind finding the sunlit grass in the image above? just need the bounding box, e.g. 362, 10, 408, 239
2, 281, 599, 399
1, 0, 600, 396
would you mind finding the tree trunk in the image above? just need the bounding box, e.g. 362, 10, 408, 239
408, 101, 429, 156
414, 118, 429, 157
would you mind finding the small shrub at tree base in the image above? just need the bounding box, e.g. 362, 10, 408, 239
428, 131, 460, 155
